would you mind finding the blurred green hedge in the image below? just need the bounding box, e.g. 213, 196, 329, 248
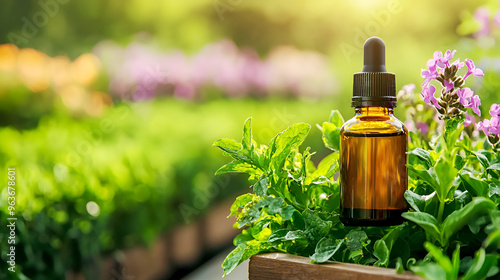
0, 97, 335, 279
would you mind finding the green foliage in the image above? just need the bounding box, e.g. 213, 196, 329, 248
0, 98, 333, 280
217, 112, 500, 279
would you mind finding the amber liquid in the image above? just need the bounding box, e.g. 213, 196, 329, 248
340, 131, 408, 226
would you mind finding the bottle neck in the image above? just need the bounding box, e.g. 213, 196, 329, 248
355, 106, 393, 116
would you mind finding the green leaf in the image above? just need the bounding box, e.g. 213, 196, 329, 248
443, 118, 464, 150
401, 212, 441, 243
321, 122, 341, 151
434, 157, 458, 201
407, 164, 440, 193
302, 209, 332, 241
487, 163, 500, 174
222, 240, 272, 277
280, 205, 295, 220
346, 230, 369, 251
411, 262, 447, 280
404, 190, 439, 215
441, 197, 496, 245
424, 242, 453, 277
213, 138, 243, 154
459, 171, 489, 197
215, 161, 260, 175
395, 257, 405, 274
267, 229, 289, 243
328, 110, 344, 128
373, 240, 390, 267
462, 248, 499, 280
253, 174, 268, 196
483, 229, 500, 249
285, 230, 307, 241
310, 237, 344, 263
291, 210, 306, 230
408, 148, 433, 169
242, 117, 252, 151
270, 123, 311, 170
229, 193, 254, 218
473, 151, 490, 171
311, 152, 339, 179
222, 244, 245, 277
451, 245, 460, 280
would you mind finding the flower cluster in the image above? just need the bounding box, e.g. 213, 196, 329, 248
0, 44, 111, 117
93, 40, 336, 101
476, 103, 500, 146
420, 50, 484, 120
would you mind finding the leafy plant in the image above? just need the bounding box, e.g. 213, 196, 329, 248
216, 75, 500, 279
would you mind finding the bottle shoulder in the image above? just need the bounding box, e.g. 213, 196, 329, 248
341, 114, 407, 135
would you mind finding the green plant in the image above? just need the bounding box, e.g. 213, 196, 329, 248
215, 107, 500, 279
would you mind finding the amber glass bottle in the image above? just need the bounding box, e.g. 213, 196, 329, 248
340, 37, 408, 226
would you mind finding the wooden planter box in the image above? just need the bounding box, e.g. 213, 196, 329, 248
249, 253, 424, 280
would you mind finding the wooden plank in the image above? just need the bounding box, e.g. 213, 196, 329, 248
249, 253, 424, 280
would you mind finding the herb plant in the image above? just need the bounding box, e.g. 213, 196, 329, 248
215, 51, 500, 279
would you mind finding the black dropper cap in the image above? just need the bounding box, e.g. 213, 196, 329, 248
351, 37, 396, 107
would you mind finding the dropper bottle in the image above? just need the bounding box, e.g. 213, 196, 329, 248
340, 37, 408, 226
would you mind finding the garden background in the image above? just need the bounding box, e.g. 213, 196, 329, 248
0, 0, 499, 279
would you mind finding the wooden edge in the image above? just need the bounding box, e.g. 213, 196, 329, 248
249, 253, 424, 280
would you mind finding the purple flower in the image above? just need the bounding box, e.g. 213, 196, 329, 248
464, 114, 475, 127
421, 85, 440, 108
457, 87, 474, 107
451, 58, 465, 69
471, 95, 482, 116
476, 119, 491, 134
421, 59, 438, 88
490, 104, 500, 116
443, 79, 454, 92
463, 59, 484, 80
490, 116, 500, 135
433, 50, 456, 68
416, 122, 429, 134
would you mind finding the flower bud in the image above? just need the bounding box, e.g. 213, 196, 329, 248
488, 135, 500, 145
454, 79, 464, 88
437, 106, 446, 114
438, 99, 447, 108
449, 108, 461, 116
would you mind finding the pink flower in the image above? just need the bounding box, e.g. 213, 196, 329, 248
433, 50, 456, 68
443, 79, 454, 92
451, 58, 465, 69
421, 59, 438, 88
490, 116, 500, 135
474, 7, 490, 37
421, 85, 440, 108
464, 114, 475, 127
476, 119, 491, 134
416, 122, 429, 134
494, 9, 500, 25
490, 104, 500, 116
457, 88, 474, 107
471, 95, 482, 116
463, 59, 484, 80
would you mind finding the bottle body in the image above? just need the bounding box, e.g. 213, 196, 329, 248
340, 107, 408, 226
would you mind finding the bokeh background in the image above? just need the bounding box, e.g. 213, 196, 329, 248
0, 0, 499, 279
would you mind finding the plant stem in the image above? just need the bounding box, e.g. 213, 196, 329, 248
437, 200, 445, 223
